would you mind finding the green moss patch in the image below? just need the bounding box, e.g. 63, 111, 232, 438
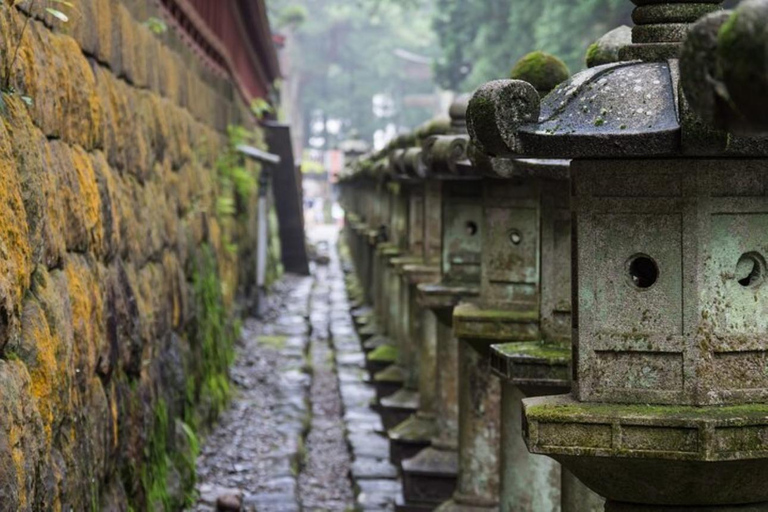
510, 51, 571, 94
259, 335, 288, 350
368, 344, 399, 363
493, 341, 570, 363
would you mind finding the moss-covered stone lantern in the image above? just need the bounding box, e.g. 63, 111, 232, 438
469, 1, 768, 509
376, 123, 449, 430
341, 154, 379, 316
434, 52, 569, 512
398, 97, 483, 510
387, 152, 444, 466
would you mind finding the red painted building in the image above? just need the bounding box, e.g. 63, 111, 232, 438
158, 0, 281, 104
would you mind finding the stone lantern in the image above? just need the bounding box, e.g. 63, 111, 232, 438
388, 160, 444, 466
341, 155, 378, 313
376, 125, 449, 430
488, 43, 633, 512
469, 0, 768, 509
451, 52, 590, 512
387, 113, 471, 467
398, 97, 484, 510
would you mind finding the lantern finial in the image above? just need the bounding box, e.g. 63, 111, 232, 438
621, 0, 725, 61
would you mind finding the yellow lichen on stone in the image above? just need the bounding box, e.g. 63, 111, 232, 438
64, 255, 104, 379
115, 5, 136, 82
70, 145, 104, 254
56, 32, 102, 150
90, 150, 121, 261
0, 114, 32, 324
20, 295, 60, 448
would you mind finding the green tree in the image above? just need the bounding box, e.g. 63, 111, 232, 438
268, 0, 438, 149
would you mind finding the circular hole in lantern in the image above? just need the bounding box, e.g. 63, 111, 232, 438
627, 254, 659, 290
736, 252, 766, 288
508, 229, 522, 245
465, 221, 478, 237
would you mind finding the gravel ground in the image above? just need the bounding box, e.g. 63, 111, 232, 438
191, 273, 313, 512
192, 225, 362, 512
297, 256, 355, 510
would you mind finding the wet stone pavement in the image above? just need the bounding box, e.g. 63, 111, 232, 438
192, 226, 401, 511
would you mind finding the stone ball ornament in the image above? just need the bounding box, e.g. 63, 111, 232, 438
586, 26, 632, 68
510, 51, 571, 94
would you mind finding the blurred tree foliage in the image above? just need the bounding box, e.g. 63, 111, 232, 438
433, 0, 632, 90
268, 0, 438, 148
432, 0, 741, 91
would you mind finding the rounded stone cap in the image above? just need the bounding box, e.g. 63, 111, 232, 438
510, 51, 571, 95
414, 117, 451, 140
449, 94, 470, 122
586, 26, 632, 68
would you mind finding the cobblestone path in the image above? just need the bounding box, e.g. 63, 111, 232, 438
297, 249, 355, 510
192, 225, 399, 512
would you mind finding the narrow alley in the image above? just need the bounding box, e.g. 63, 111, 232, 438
193, 227, 401, 511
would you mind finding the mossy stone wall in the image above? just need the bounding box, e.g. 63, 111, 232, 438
0, 1, 270, 510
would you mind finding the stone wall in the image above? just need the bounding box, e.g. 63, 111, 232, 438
0, 1, 273, 510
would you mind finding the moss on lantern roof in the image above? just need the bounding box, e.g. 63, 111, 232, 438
492, 341, 570, 364
510, 51, 571, 94
415, 118, 452, 140
367, 344, 399, 362
525, 395, 768, 424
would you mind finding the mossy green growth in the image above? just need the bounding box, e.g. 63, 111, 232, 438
717, 10, 739, 52
140, 399, 200, 511
368, 344, 399, 362
259, 335, 288, 349
454, 305, 538, 322
188, 245, 238, 425
510, 51, 571, 94
374, 364, 405, 383
526, 400, 768, 423
266, 206, 284, 287
494, 341, 570, 363
585, 43, 600, 67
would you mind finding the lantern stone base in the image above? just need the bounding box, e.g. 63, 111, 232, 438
389, 413, 437, 466
524, 395, 768, 508
436, 494, 499, 512
490, 341, 570, 395
362, 333, 388, 352
395, 494, 435, 512
354, 312, 374, 330
373, 364, 406, 400
401, 263, 441, 286
376, 388, 419, 431
401, 447, 459, 507
492, 344, 603, 511
453, 304, 539, 346
358, 322, 379, 342
366, 342, 398, 375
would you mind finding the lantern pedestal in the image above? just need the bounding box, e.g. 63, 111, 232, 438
525, 395, 768, 509
431, 304, 540, 512
389, 264, 441, 465
400, 284, 479, 508
390, 412, 438, 466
